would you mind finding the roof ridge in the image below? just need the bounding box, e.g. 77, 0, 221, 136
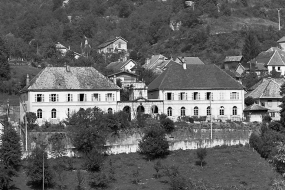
276, 50, 285, 66
267, 50, 276, 66
260, 79, 271, 98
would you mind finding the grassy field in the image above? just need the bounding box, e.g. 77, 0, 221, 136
13, 146, 279, 190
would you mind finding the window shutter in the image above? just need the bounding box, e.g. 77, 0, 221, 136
105, 94, 107, 101
35, 94, 37, 102
205, 93, 207, 100
165, 93, 167, 100
42, 94, 44, 102
99, 94, 101, 101
112, 94, 115, 101
198, 93, 200, 100
185, 93, 188, 100
172, 93, 174, 100
56, 94, 59, 102
84, 94, 87, 101
192, 92, 194, 100
71, 94, 73, 102
77, 94, 80, 101
66, 94, 68, 102
49, 94, 51, 102
178, 93, 181, 100
211, 92, 213, 100
237, 92, 239, 99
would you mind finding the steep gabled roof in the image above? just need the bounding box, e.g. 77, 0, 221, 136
266, 50, 285, 66
277, 36, 285, 43
244, 104, 268, 111
143, 54, 167, 70
106, 59, 136, 71
97, 36, 127, 49
245, 78, 285, 99
20, 67, 120, 92
175, 57, 204, 65
108, 71, 138, 77
148, 62, 244, 91
224, 56, 243, 62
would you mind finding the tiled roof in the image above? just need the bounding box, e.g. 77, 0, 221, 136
245, 78, 285, 99
20, 67, 120, 92
223, 69, 241, 78
143, 54, 167, 70
266, 50, 285, 66
277, 36, 285, 43
97, 36, 127, 49
224, 56, 243, 62
108, 71, 138, 77
251, 49, 285, 67
106, 59, 135, 71
148, 62, 244, 91
175, 57, 205, 65
244, 104, 268, 111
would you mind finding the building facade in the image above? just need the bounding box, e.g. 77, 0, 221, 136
148, 62, 245, 121
97, 37, 128, 54
19, 66, 120, 125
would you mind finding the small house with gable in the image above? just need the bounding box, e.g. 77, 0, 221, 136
223, 56, 243, 70
97, 36, 128, 54
106, 59, 136, 73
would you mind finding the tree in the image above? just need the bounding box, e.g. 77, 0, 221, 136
48, 133, 67, 158
139, 124, 169, 160
196, 148, 207, 167
242, 71, 259, 90
242, 32, 261, 63
0, 37, 10, 80
280, 96, 285, 127
26, 146, 54, 188
244, 96, 255, 106
160, 117, 175, 134
0, 125, 22, 189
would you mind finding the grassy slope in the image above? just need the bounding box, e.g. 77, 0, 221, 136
206, 16, 279, 35
0, 65, 41, 106
14, 146, 278, 190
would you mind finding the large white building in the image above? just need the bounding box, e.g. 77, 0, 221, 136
19, 66, 120, 125
147, 62, 245, 121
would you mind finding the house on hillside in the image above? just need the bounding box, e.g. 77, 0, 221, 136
223, 56, 243, 70
277, 36, 285, 51
108, 71, 148, 100
245, 77, 285, 121
244, 104, 269, 122
106, 59, 136, 73
143, 54, 173, 74
19, 66, 120, 126
55, 42, 81, 59
175, 57, 204, 65
97, 37, 128, 54
147, 61, 245, 121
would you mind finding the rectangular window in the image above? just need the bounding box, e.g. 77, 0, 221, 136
206, 92, 213, 100
193, 92, 200, 100
278, 67, 281, 71
230, 92, 239, 100
118, 42, 121, 48
179, 92, 187, 100
269, 112, 275, 117
220, 92, 224, 100
50, 94, 58, 102
268, 100, 272, 107
35, 94, 44, 102
67, 94, 73, 102
166, 93, 174, 100
106, 93, 114, 101
92, 93, 101, 101
78, 94, 86, 102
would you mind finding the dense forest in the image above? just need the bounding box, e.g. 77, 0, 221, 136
1, 0, 285, 71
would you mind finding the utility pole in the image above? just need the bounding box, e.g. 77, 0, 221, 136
43, 149, 45, 190
210, 93, 213, 141
278, 8, 281, 31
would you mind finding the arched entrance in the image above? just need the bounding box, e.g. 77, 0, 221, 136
123, 106, 131, 121
151, 105, 158, 114
137, 105, 145, 114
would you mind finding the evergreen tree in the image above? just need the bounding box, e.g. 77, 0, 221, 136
242, 32, 261, 63
280, 83, 285, 126
0, 125, 22, 190
0, 37, 10, 80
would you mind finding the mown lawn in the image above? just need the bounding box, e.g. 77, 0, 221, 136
14, 146, 278, 190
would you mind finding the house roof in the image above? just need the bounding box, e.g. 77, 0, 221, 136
148, 62, 245, 91
20, 66, 120, 92
143, 54, 168, 70
245, 77, 285, 99
277, 36, 285, 43
224, 56, 243, 62
250, 48, 285, 67
106, 59, 135, 71
266, 50, 285, 66
108, 71, 138, 77
175, 57, 205, 65
97, 36, 127, 49
244, 104, 268, 111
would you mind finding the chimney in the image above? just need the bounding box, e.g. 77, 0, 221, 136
182, 62, 187, 70
26, 74, 30, 86
66, 64, 70, 72
113, 75, 117, 85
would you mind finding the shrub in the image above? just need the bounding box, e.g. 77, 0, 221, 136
263, 115, 272, 123
89, 172, 110, 188
196, 148, 207, 167
249, 132, 263, 153
189, 117, 194, 123
84, 150, 105, 172
139, 126, 169, 160
160, 118, 175, 134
